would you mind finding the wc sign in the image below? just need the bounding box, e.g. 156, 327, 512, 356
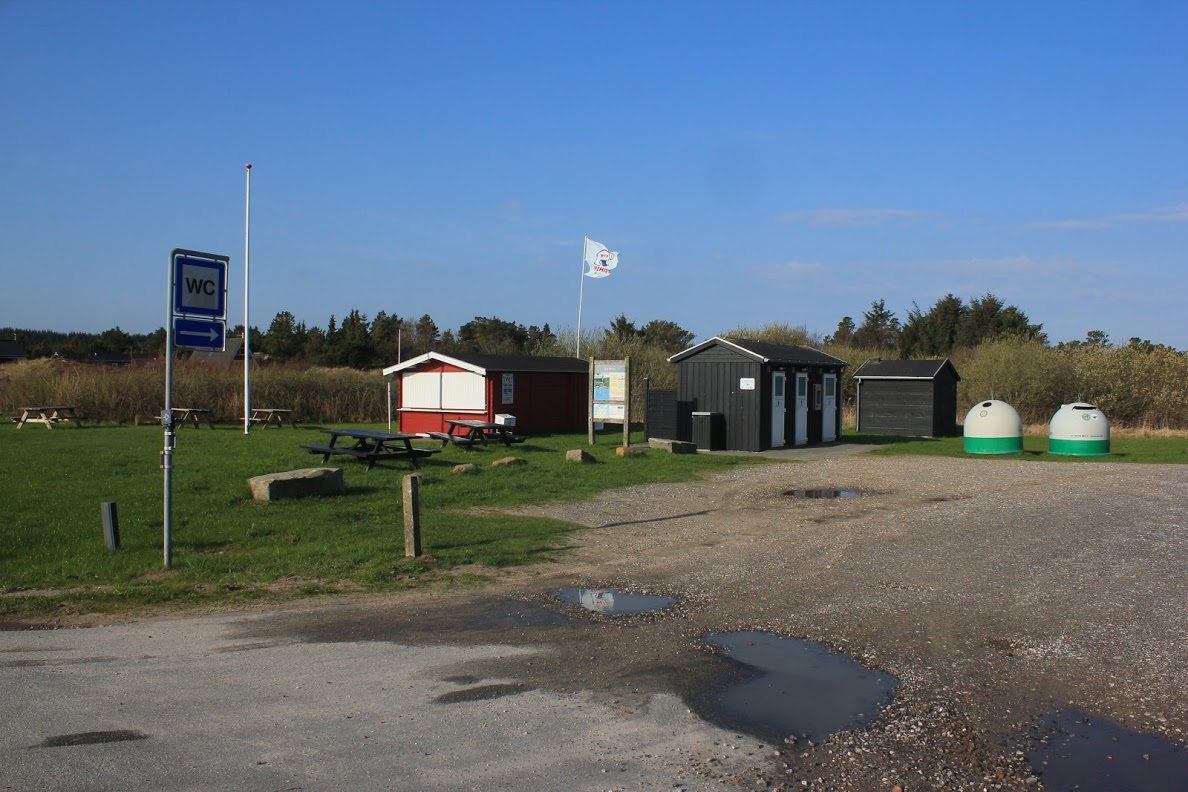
172, 252, 227, 318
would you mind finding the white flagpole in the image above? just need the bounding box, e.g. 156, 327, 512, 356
243, 163, 252, 435
576, 234, 587, 357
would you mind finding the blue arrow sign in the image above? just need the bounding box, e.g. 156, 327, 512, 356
174, 317, 226, 351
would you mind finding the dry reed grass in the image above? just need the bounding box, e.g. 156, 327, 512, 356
0, 358, 386, 424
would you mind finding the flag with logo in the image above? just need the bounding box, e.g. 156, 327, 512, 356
583, 237, 619, 278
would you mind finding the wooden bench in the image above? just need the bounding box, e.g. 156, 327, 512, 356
16, 406, 82, 429
300, 443, 439, 470
433, 421, 530, 450
250, 408, 297, 428
135, 409, 212, 428
421, 431, 470, 448
301, 444, 374, 461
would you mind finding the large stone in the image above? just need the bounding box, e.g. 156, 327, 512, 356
248, 468, 346, 502
565, 449, 594, 463
615, 446, 645, 457
648, 438, 697, 454
491, 457, 526, 468
452, 463, 479, 474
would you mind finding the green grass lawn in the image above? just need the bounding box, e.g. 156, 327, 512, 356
845, 432, 1188, 464
5, 423, 1182, 619
0, 424, 768, 617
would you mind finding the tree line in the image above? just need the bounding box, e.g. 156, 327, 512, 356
3, 290, 1179, 370
1, 311, 695, 368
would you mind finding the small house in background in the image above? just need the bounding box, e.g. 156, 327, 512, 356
383, 352, 588, 434
852, 358, 961, 437
666, 337, 848, 452
0, 340, 29, 364
189, 336, 253, 364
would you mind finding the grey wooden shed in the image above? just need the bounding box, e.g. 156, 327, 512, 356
667, 336, 847, 452
852, 358, 961, 437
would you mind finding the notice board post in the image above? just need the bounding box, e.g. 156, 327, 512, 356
588, 358, 630, 447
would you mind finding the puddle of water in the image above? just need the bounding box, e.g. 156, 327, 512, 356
1028, 709, 1188, 791
698, 631, 897, 744
433, 682, 531, 704
0, 621, 60, 632
441, 674, 483, 685
40, 730, 147, 748
459, 603, 570, 631
554, 588, 683, 616
784, 489, 861, 499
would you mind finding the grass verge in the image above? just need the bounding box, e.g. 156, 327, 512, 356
0, 424, 768, 618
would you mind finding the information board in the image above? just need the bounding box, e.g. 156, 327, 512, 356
588, 358, 631, 446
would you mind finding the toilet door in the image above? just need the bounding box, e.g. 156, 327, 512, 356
794, 372, 809, 446
770, 371, 786, 448
822, 373, 837, 442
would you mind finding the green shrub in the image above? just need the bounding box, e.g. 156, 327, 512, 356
1061, 344, 1188, 428
957, 338, 1074, 423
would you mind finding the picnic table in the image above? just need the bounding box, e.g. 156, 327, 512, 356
301, 428, 440, 470
426, 419, 527, 450
171, 408, 213, 429
250, 408, 296, 428
15, 406, 81, 429
136, 408, 213, 428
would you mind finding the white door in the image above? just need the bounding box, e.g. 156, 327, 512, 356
822, 373, 838, 442
770, 371, 786, 448
794, 372, 809, 445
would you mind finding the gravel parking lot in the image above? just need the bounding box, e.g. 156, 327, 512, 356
3, 454, 1185, 790
505, 453, 1188, 788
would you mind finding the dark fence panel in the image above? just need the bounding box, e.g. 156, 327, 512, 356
645, 388, 677, 440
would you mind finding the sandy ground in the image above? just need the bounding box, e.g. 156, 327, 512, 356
2, 453, 1186, 790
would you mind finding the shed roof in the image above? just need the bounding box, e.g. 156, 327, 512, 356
383, 352, 587, 377
668, 336, 847, 367
852, 357, 960, 381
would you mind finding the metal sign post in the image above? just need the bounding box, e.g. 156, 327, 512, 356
164, 248, 229, 569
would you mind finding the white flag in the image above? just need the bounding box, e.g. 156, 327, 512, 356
583, 237, 619, 278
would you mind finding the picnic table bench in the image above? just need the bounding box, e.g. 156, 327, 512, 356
250, 408, 296, 428
301, 428, 440, 470
14, 406, 82, 429
173, 408, 213, 429
427, 419, 527, 450
137, 408, 213, 428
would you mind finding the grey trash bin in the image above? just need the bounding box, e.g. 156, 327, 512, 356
691, 412, 724, 451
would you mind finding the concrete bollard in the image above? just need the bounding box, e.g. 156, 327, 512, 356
100, 501, 120, 550
402, 474, 423, 559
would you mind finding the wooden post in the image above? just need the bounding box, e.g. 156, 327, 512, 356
402, 474, 422, 558
622, 356, 631, 449
587, 357, 595, 445
100, 501, 120, 550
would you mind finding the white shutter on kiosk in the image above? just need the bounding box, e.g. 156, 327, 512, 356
403, 371, 443, 409
442, 371, 485, 410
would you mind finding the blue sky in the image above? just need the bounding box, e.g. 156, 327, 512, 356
3, 1, 1186, 349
